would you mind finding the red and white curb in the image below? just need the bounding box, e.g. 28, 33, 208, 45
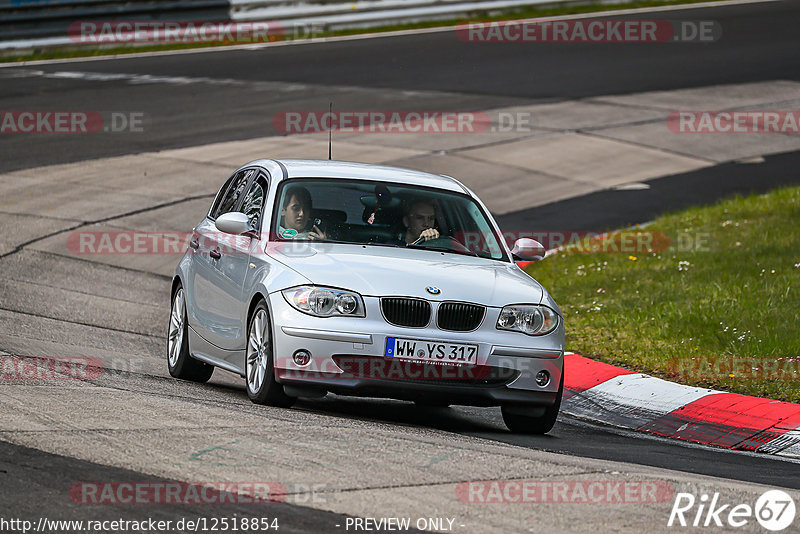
562, 352, 800, 458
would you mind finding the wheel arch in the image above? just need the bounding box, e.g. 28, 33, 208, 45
246, 290, 284, 368
247, 290, 269, 326
171, 275, 183, 298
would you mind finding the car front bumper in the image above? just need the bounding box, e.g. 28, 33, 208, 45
268, 293, 564, 407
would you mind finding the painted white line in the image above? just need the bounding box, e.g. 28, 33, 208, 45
19, 69, 289, 88
0, 0, 781, 68
0, 68, 470, 103
1, 68, 468, 98
614, 182, 651, 190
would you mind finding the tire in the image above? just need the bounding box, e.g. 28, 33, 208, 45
245, 300, 296, 408
167, 285, 214, 383
501, 370, 563, 434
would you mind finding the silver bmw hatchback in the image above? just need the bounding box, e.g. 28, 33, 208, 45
168, 159, 565, 433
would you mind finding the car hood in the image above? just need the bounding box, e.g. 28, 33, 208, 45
268, 243, 543, 306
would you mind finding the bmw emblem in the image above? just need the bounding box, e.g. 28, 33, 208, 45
426, 286, 441, 295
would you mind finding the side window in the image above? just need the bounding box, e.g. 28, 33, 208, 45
239, 174, 268, 229
208, 174, 236, 218
211, 169, 254, 219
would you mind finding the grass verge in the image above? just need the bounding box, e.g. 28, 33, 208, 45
525, 186, 800, 402
3, 0, 723, 63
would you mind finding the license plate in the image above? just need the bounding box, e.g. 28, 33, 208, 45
385, 337, 478, 365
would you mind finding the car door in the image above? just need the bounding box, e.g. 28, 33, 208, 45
190, 168, 257, 350
220, 171, 270, 361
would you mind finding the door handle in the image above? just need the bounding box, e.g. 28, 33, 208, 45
189, 238, 199, 250
209, 249, 221, 260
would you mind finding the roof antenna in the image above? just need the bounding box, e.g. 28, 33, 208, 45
328, 101, 333, 160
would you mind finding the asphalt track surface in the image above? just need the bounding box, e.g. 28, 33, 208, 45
1, 441, 378, 534
0, 0, 799, 172
496, 149, 800, 231
2, 0, 800, 527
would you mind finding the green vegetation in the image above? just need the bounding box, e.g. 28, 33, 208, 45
3, 0, 722, 63
525, 186, 800, 402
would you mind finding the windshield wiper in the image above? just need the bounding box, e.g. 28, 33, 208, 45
326, 241, 496, 260
404, 244, 479, 258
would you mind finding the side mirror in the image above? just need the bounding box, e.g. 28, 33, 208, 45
215, 212, 256, 237
511, 238, 545, 262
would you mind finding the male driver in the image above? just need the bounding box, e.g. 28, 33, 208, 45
279, 185, 326, 240
402, 199, 439, 244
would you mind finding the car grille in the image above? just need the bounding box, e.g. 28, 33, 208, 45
437, 302, 485, 332
381, 298, 431, 328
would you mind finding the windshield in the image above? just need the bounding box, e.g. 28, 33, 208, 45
272, 179, 508, 261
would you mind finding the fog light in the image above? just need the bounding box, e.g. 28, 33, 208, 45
293, 350, 311, 366
535, 370, 550, 387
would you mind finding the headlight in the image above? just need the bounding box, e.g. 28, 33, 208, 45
496, 305, 559, 336
282, 286, 365, 317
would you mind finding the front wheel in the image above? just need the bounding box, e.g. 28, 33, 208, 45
167, 285, 214, 383
245, 301, 296, 408
501, 371, 563, 434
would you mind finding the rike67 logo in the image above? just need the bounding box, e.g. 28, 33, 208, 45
668, 490, 796, 531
